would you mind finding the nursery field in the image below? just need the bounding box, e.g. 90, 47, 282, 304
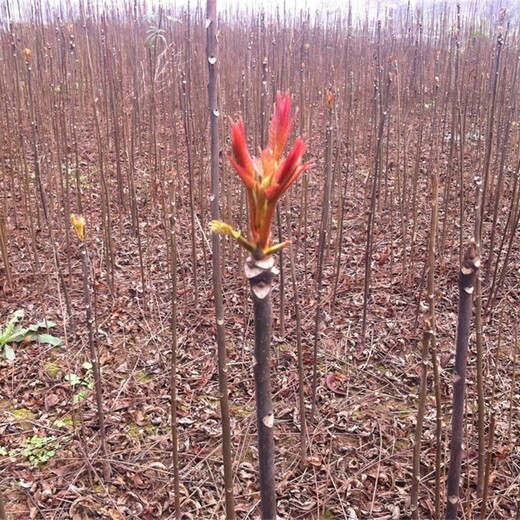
0, 0, 520, 518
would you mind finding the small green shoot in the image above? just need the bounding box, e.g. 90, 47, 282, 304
146, 26, 166, 46
65, 362, 95, 404
22, 435, 61, 467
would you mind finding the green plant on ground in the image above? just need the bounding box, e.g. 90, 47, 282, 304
0, 310, 63, 361
21, 435, 62, 467
65, 362, 94, 404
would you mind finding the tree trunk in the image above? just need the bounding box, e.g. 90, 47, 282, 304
446, 241, 480, 519
245, 255, 277, 519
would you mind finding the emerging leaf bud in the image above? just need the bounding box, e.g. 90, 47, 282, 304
212, 91, 312, 259
70, 214, 86, 241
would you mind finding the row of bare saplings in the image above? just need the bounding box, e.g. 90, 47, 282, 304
0, 1, 519, 518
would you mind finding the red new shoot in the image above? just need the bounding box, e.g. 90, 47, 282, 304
210, 91, 312, 259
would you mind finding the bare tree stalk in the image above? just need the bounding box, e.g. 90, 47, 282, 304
245, 255, 277, 519
481, 312, 502, 519
479, 27, 504, 257
285, 208, 307, 466
167, 172, 181, 519
71, 216, 111, 482
440, 3, 462, 265
275, 206, 285, 338
411, 325, 432, 519
428, 57, 442, 518
472, 24, 505, 499
473, 173, 485, 497
361, 25, 391, 348
206, 1, 236, 517
84, 24, 116, 294
480, 415, 495, 520
486, 164, 520, 314
0, 485, 6, 520
311, 88, 334, 420
82, 244, 111, 481
508, 321, 518, 446
0, 217, 11, 287
25, 49, 72, 317
431, 333, 443, 518
181, 8, 199, 306
446, 241, 480, 519
474, 280, 485, 497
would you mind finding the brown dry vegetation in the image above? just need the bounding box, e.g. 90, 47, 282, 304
0, 1, 519, 519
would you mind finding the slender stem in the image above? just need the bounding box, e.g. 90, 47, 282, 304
480, 415, 495, 520
508, 321, 518, 446
0, 217, 11, 286
25, 50, 72, 316
428, 53, 442, 519
181, 16, 199, 306
411, 326, 432, 518
0, 485, 6, 520
206, 1, 236, 517
168, 174, 181, 519
276, 206, 285, 338
311, 89, 334, 420
285, 209, 307, 466
361, 29, 391, 348
481, 313, 502, 519
80, 240, 111, 481
431, 336, 443, 518
475, 276, 485, 497
478, 29, 504, 253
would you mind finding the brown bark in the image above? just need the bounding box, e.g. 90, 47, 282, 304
245, 255, 277, 519
446, 241, 480, 519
